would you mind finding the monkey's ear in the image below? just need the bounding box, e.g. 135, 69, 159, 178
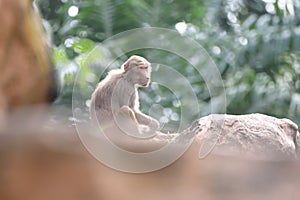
123, 62, 128, 71
123, 59, 131, 71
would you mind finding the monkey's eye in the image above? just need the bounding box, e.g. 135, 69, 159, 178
139, 66, 148, 70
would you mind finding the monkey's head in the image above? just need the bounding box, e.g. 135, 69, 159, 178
123, 55, 152, 87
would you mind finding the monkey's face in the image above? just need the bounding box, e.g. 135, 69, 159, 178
125, 57, 151, 87
138, 64, 151, 87
132, 63, 151, 87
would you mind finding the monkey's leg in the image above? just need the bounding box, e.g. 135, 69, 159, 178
116, 106, 156, 139
134, 111, 160, 131
115, 106, 140, 136
117, 106, 138, 123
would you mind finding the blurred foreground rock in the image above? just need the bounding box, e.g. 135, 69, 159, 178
0, 111, 300, 200
0, 0, 57, 119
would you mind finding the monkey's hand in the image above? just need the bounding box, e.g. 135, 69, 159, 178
138, 124, 150, 134
148, 118, 160, 132
137, 124, 157, 139
135, 112, 160, 131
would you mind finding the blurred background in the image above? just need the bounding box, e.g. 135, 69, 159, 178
36, 0, 300, 132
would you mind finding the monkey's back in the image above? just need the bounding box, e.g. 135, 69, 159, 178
90, 73, 124, 124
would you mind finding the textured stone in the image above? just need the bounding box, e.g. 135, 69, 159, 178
189, 113, 300, 160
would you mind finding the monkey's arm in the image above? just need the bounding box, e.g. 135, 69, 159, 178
134, 111, 160, 131
114, 106, 157, 139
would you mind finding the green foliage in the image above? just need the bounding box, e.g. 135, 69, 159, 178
37, 0, 300, 130
200, 0, 300, 125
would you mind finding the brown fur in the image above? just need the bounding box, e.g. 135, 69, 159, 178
0, 0, 57, 119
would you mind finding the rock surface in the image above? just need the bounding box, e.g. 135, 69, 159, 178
0, 112, 300, 200
187, 113, 300, 160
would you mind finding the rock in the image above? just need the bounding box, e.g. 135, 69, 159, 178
189, 113, 300, 160
0, 0, 57, 120
1, 119, 300, 200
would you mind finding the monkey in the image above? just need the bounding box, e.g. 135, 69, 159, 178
90, 55, 167, 152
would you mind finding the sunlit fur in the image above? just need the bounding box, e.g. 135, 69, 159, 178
90, 55, 162, 152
